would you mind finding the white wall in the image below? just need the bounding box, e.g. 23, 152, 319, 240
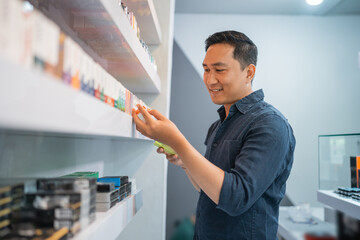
173, 14, 360, 206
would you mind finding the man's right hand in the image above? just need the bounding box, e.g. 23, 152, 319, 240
157, 147, 185, 169
158, 147, 201, 192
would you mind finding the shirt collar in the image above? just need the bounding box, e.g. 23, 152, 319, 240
217, 89, 264, 121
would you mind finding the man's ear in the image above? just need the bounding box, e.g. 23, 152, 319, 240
247, 64, 256, 82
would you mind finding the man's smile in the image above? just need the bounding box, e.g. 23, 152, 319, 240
209, 88, 223, 92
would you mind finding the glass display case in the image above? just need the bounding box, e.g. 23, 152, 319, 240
317, 133, 360, 222
319, 133, 360, 190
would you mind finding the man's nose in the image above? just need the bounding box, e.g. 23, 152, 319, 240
206, 71, 217, 85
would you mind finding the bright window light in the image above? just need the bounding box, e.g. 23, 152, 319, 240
306, 0, 324, 5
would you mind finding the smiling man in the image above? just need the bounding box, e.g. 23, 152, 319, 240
132, 31, 296, 240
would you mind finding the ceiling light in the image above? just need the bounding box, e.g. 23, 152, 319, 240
306, 0, 323, 5
22, 1, 34, 12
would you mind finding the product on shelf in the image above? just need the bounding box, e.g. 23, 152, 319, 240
95, 189, 119, 212
352, 192, 360, 201
350, 156, 360, 188
0, 176, 141, 238
0, 1, 34, 69
70, 0, 157, 72
335, 187, 360, 200
17, 192, 82, 232
96, 182, 115, 193
119, 184, 127, 200
120, 1, 157, 71
97, 176, 128, 188
33, 11, 61, 79
0, 176, 99, 239
0, 0, 152, 138
36, 177, 96, 232
97, 176, 133, 205
129, 178, 136, 194
1, 226, 69, 240
0, 181, 25, 238
61, 172, 99, 179
96, 176, 130, 212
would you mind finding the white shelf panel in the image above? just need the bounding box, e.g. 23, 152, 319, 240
122, 0, 162, 45
0, 57, 135, 138
33, 0, 161, 94
73, 189, 143, 240
317, 190, 360, 220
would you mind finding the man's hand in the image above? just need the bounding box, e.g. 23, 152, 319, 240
132, 104, 224, 203
132, 104, 184, 148
157, 147, 185, 169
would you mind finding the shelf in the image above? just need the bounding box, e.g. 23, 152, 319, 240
0, 57, 137, 138
98, 0, 160, 93
73, 189, 143, 240
317, 190, 360, 220
122, 0, 162, 45
33, 0, 161, 94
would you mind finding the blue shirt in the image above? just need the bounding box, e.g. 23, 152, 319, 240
194, 89, 295, 240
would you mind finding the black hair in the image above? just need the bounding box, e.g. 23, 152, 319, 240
205, 30, 258, 70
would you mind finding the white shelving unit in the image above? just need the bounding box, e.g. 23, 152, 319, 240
317, 190, 360, 220
0, 57, 135, 139
31, 0, 161, 94
73, 190, 143, 240
0, 0, 172, 238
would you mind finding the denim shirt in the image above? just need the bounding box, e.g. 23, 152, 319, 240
194, 89, 295, 240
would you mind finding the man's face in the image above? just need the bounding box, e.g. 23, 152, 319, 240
202, 43, 253, 110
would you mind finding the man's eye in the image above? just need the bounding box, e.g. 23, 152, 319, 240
204, 69, 210, 73
216, 69, 225, 72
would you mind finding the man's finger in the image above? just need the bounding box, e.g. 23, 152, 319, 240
132, 108, 146, 133
149, 109, 166, 121
136, 104, 152, 123
157, 147, 165, 154
167, 154, 178, 161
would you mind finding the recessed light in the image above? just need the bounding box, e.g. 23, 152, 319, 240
306, 0, 323, 6
22, 1, 34, 12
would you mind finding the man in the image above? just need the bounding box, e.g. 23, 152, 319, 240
132, 30, 295, 239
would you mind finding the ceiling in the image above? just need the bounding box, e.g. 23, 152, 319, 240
175, 0, 360, 15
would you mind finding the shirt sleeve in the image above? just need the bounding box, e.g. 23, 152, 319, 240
216, 113, 293, 216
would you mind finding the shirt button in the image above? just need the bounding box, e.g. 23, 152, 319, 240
213, 143, 218, 147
